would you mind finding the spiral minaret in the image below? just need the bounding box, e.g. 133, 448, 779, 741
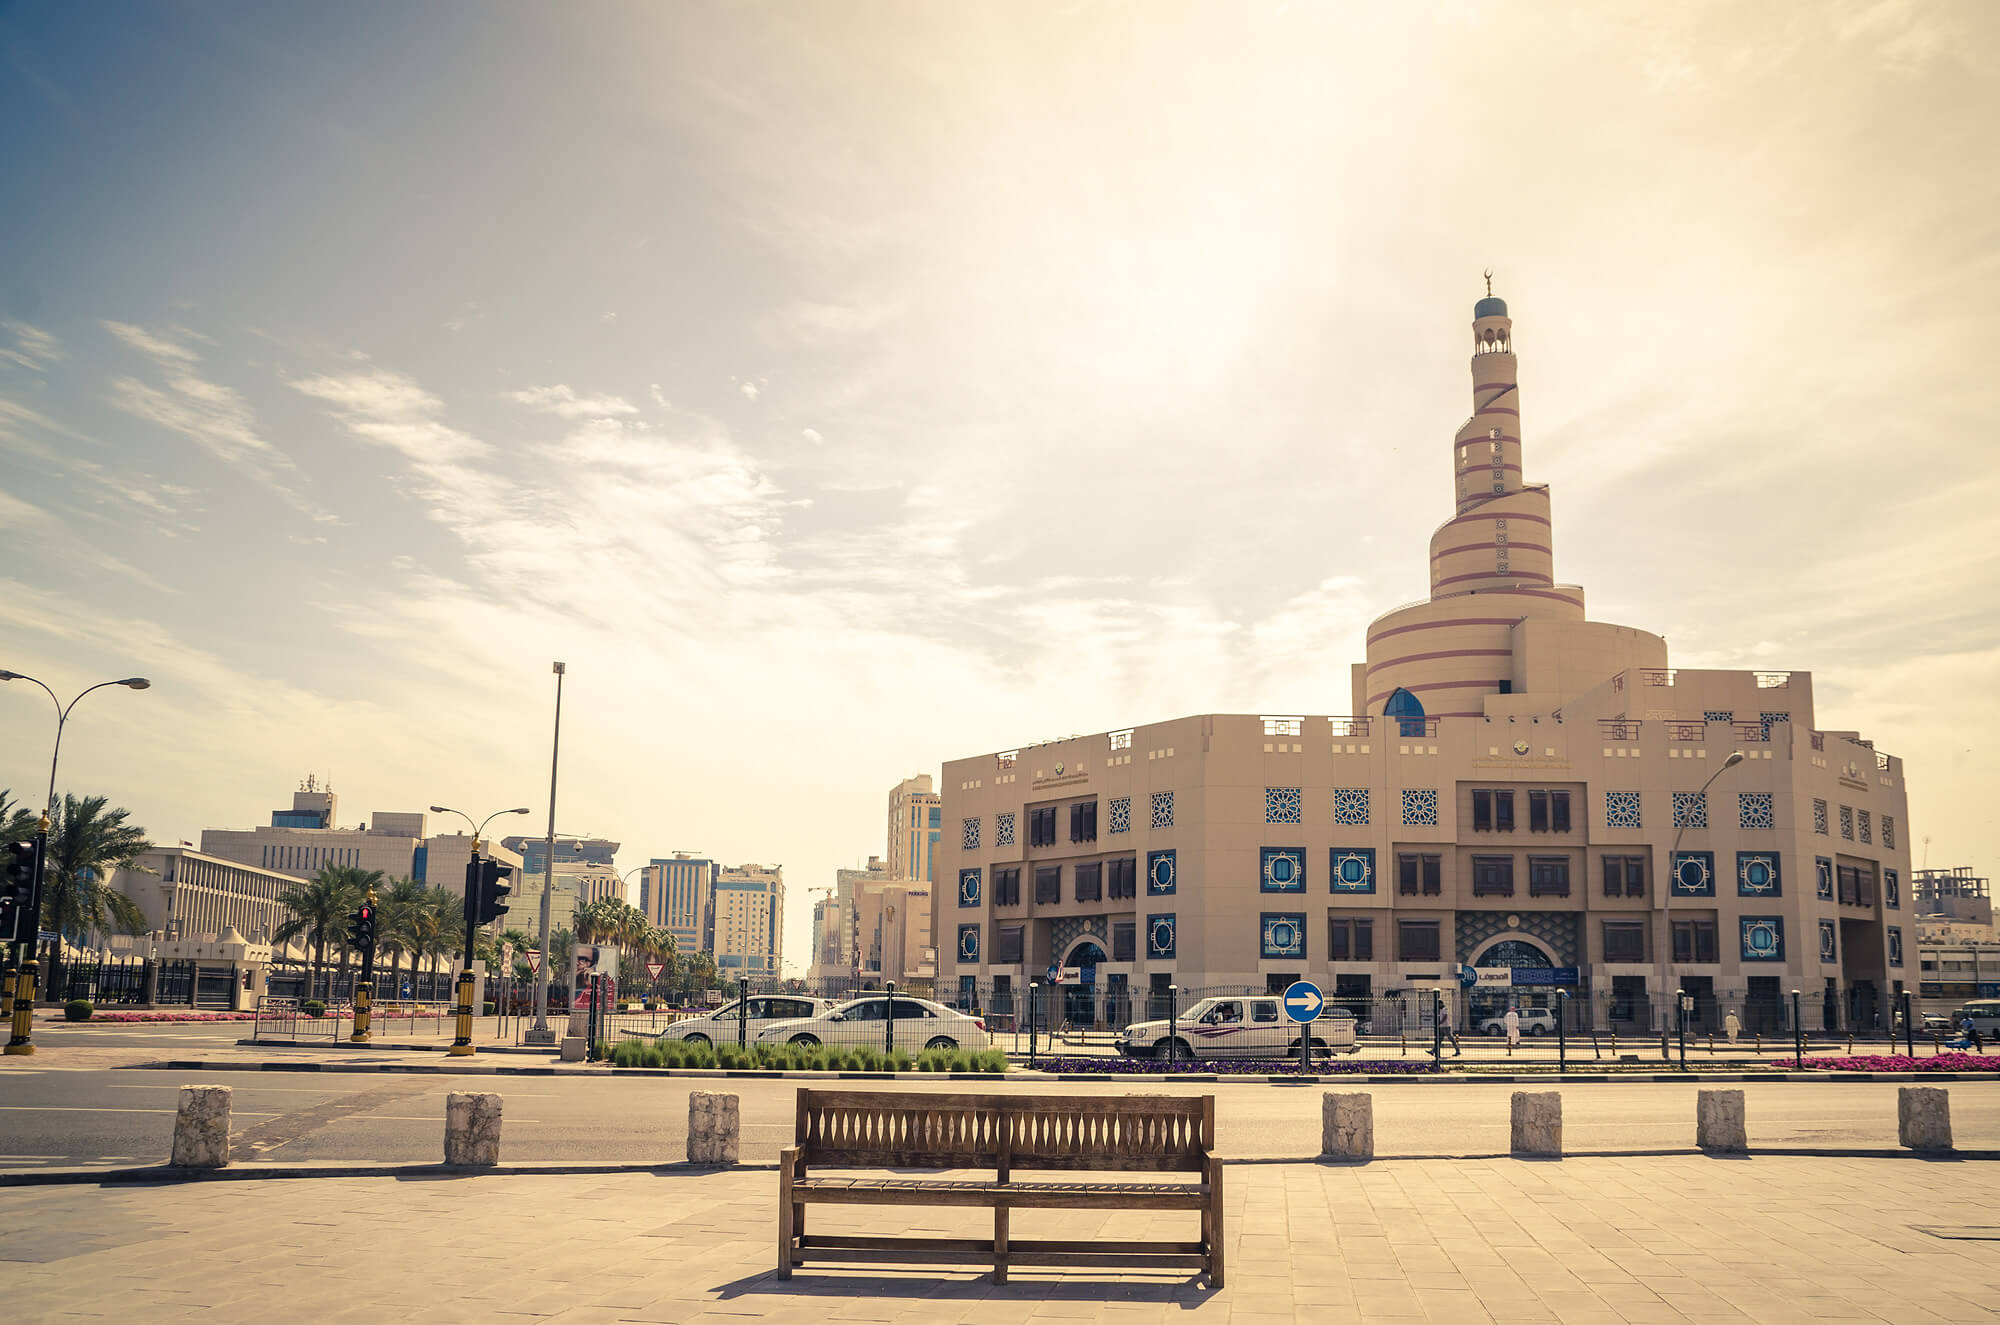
1354, 282, 1660, 720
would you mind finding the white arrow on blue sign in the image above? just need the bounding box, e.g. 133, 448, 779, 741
1281, 979, 1323, 1023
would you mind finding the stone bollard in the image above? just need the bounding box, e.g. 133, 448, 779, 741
1696, 1088, 1747, 1153
1898, 1086, 1952, 1152
1320, 1092, 1373, 1161
687, 1090, 740, 1166
445, 1092, 503, 1166
1510, 1091, 1562, 1158
171, 1085, 232, 1168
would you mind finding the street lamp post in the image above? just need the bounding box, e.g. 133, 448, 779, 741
0, 671, 150, 1057
429, 803, 530, 1056
527, 662, 566, 1045
1659, 750, 1746, 1050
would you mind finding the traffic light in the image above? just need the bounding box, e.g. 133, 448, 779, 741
1, 840, 38, 945
474, 858, 513, 926
345, 903, 375, 952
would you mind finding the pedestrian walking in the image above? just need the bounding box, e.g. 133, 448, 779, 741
1504, 1005, 1522, 1052
1438, 1002, 1461, 1056
1964, 1015, 1985, 1053
1723, 1010, 1742, 1045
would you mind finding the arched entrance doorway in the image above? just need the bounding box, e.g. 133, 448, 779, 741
1060, 940, 1106, 1028
1469, 938, 1552, 1026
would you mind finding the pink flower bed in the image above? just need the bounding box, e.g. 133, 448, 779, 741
89, 1011, 259, 1023
1787, 1052, 1994, 1072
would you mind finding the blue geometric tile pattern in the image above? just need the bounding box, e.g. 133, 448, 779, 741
1738, 792, 1774, 830
1737, 852, 1780, 896
1839, 805, 1853, 840
995, 812, 1015, 847
1146, 850, 1177, 896
1818, 918, 1837, 964
958, 868, 981, 908
1670, 851, 1715, 897
1330, 848, 1376, 894
1333, 788, 1370, 826
1261, 913, 1306, 959
1812, 798, 1828, 835
1672, 792, 1707, 829
1401, 788, 1439, 826
1883, 815, 1896, 850
1146, 913, 1176, 959
1260, 847, 1306, 893
957, 924, 980, 963
961, 817, 980, 850
1108, 797, 1131, 834
1150, 791, 1175, 830
1740, 916, 1784, 962
1704, 710, 1734, 723
1605, 791, 1642, 829
1265, 786, 1302, 825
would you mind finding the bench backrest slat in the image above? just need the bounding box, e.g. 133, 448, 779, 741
795, 1090, 1210, 1172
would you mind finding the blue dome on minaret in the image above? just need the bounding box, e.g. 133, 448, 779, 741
1474, 295, 1508, 318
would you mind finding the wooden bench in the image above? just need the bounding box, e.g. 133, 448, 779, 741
777, 1089, 1222, 1286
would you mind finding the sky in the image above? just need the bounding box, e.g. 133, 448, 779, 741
2, 1, 1996, 973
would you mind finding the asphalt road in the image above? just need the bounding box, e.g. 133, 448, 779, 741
2, 1067, 1996, 1170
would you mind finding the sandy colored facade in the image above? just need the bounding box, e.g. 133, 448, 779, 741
713, 862, 783, 977
807, 855, 935, 991
937, 289, 1912, 1035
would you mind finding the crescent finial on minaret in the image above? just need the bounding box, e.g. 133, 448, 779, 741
1483, 268, 1493, 296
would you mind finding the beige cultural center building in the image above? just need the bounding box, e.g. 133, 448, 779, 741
937, 287, 1912, 1037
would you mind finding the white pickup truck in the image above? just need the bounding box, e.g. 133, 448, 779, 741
1117, 995, 1359, 1060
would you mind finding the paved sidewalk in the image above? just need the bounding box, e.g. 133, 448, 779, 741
6, 1155, 1998, 1322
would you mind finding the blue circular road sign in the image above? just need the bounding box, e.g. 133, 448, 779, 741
1281, 980, 1324, 1023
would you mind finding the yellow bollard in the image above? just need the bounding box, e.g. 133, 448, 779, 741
1707, 1033, 1715, 1055
4, 960, 38, 1056
350, 981, 373, 1044
1610, 1031, 1618, 1054
1754, 1032, 1762, 1055
448, 970, 476, 1057
1847, 1033, 1854, 1055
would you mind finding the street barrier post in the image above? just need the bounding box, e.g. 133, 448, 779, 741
739, 978, 749, 1051
885, 980, 896, 1054
1431, 988, 1442, 1065
1791, 989, 1804, 1065
1027, 981, 1039, 1068
1168, 983, 1179, 1069
1556, 989, 1569, 1074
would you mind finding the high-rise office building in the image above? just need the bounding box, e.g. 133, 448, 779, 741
713, 863, 783, 977
887, 775, 942, 886
641, 854, 717, 954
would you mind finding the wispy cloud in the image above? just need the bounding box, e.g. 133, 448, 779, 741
505, 384, 639, 419
0, 321, 62, 372
101, 320, 333, 521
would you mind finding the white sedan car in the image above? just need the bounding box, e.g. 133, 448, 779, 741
756, 994, 990, 1052
1117, 995, 1358, 1060
651, 994, 830, 1048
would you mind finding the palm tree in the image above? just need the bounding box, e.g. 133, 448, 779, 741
272, 865, 377, 998
375, 877, 429, 996
38, 794, 150, 990
0, 788, 40, 842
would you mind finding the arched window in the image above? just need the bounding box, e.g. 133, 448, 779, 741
1384, 687, 1426, 738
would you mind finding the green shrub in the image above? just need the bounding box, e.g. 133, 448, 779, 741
64, 999, 93, 1022
889, 1048, 913, 1072
916, 1048, 944, 1072
302, 999, 326, 1017
974, 1049, 1007, 1074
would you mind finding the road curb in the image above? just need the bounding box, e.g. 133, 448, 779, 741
125, 1059, 2000, 1084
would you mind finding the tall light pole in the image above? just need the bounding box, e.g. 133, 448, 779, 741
428, 804, 532, 1020
527, 662, 566, 1044
0, 670, 151, 1056
1659, 749, 1746, 1039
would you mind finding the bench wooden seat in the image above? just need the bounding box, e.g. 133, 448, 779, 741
777, 1089, 1222, 1285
